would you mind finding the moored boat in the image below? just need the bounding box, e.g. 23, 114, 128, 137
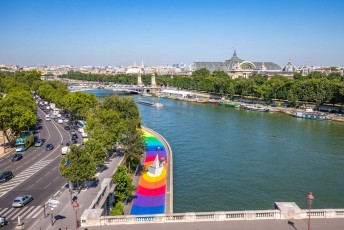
292, 111, 331, 120
242, 104, 269, 112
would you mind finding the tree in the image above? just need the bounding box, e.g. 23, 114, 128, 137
121, 123, 145, 173
85, 107, 124, 149
113, 165, 135, 202
59, 145, 97, 185
83, 139, 107, 167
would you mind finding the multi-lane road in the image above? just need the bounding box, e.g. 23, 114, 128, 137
0, 107, 76, 229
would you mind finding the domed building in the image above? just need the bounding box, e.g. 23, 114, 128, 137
189, 49, 282, 78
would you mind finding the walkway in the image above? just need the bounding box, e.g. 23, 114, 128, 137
130, 130, 168, 215
30, 155, 124, 230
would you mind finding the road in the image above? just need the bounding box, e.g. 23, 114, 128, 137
0, 107, 76, 229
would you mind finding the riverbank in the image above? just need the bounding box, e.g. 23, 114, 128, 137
158, 95, 344, 122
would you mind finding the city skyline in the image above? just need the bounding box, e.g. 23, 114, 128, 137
1, 0, 344, 67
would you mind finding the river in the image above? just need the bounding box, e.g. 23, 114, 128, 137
88, 89, 344, 213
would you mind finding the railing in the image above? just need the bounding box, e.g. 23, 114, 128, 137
81, 208, 344, 227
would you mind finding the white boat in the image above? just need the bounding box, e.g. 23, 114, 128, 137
243, 104, 269, 112
137, 100, 163, 108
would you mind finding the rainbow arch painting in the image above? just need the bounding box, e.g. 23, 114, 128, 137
130, 130, 167, 215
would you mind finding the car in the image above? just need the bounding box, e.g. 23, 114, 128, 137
64, 126, 71, 130
64, 118, 69, 123
65, 141, 70, 146
78, 128, 84, 133
58, 119, 63, 124
81, 132, 88, 138
72, 134, 78, 139
46, 144, 54, 151
12, 195, 33, 208
35, 139, 44, 147
0, 216, 8, 226
0, 171, 14, 183
73, 126, 79, 130
70, 130, 76, 135
12, 153, 23, 162
70, 139, 78, 144
68, 121, 74, 126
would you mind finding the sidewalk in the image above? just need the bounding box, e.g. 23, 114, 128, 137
31, 155, 124, 230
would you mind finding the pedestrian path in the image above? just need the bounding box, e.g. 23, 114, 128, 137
0, 206, 43, 221
0, 159, 53, 197
130, 130, 168, 215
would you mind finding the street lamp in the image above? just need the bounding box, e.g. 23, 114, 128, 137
307, 192, 314, 230
72, 200, 79, 230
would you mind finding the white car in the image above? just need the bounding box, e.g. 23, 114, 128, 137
78, 128, 84, 133
58, 119, 63, 124
12, 195, 33, 208
61, 146, 70, 155
64, 118, 69, 123
81, 132, 88, 138
57, 114, 62, 118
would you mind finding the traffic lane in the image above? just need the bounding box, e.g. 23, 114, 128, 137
0, 157, 65, 207
0, 108, 57, 174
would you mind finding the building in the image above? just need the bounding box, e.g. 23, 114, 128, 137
189, 49, 283, 78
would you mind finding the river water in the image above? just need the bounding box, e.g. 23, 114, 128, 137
89, 90, 344, 213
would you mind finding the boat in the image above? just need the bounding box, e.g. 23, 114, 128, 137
292, 111, 331, 121
218, 101, 240, 108
243, 104, 269, 112
137, 100, 164, 108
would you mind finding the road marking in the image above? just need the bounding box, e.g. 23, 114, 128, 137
43, 183, 51, 190
31, 207, 43, 218
0, 206, 43, 220
0, 207, 8, 216
25, 206, 41, 219
5, 208, 20, 219
12, 206, 29, 219
0, 159, 53, 197
19, 206, 36, 218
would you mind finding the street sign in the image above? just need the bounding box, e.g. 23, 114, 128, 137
48, 199, 60, 208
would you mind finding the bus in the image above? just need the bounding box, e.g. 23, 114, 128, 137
15, 131, 34, 152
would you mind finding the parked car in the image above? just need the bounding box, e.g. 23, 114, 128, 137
0, 171, 14, 183
46, 144, 54, 151
64, 118, 69, 123
68, 121, 74, 126
70, 130, 76, 135
71, 134, 78, 139
78, 128, 84, 133
81, 132, 88, 138
12, 153, 23, 162
70, 139, 78, 144
73, 126, 79, 130
12, 195, 33, 208
0, 216, 7, 227
64, 126, 71, 130
58, 119, 63, 124
35, 139, 44, 147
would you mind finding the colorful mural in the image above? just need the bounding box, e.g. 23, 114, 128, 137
130, 130, 168, 215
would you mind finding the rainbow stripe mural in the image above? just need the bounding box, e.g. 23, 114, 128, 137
130, 130, 167, 215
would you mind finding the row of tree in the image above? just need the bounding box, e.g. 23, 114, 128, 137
60, 69, 344, 107
0, 71, 41, 147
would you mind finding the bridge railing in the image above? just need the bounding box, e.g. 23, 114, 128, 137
82, 209, 344, 227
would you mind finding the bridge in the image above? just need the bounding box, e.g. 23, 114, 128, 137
69, 84, 161, 94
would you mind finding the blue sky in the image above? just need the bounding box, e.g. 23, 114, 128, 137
1, 0, 343, 67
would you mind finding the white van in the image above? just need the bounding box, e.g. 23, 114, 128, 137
61, 146, 70, 155
45, 115, 51, 121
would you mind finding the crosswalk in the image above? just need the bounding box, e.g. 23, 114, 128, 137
0, 159, 53, 197
0, 206, 44, 221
